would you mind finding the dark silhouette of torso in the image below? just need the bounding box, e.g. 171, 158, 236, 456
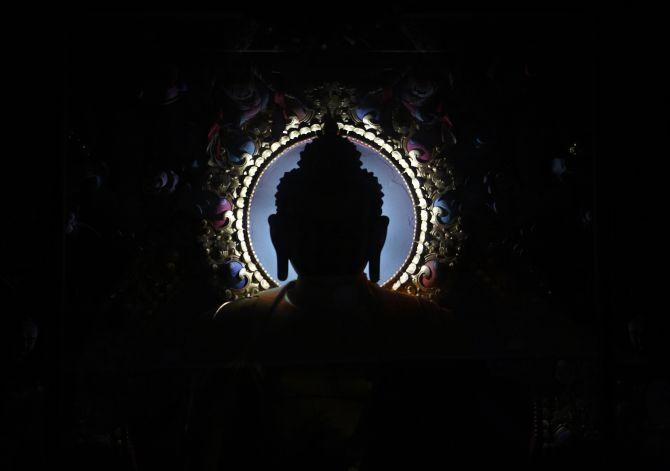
186, 276, 492, 470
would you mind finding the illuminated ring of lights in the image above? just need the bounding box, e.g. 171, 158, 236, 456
201, 87, 464, 301
244, 128, 420, 288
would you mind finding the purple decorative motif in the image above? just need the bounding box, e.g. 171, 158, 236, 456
226, 134, 256, 165
406, 138, 432, 162
354, 105, 381, 124
210, 198, 233, 229
150, 170, 179, 194
221, 260, 247, 289
434, 193, 458, 225
419, 260, 440, 288
405, 126, 443, 162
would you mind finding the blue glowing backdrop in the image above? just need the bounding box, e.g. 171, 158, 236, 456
249, 140, 416, 286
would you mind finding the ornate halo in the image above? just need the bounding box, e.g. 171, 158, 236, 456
200, 83, 464, 301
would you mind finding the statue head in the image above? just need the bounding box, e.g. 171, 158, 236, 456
269, 118, 389, 282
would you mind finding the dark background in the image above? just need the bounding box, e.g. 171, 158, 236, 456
3, 7, 665, 470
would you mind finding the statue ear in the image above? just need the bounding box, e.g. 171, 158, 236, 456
269, 214, 289, 281
368, 216, 389, 283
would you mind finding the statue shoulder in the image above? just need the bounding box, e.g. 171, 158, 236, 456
211, 287, 284, 322
369, 284, 470, 357
187, 288, 285, 366
370, 284, 455, 321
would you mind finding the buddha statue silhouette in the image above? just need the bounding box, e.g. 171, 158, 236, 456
186, 117, 478, 470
